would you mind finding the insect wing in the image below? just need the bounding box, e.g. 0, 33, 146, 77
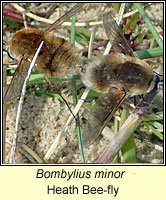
82, 87, 126, 146
3, 56, 30, 104
103, 12, 134, 56
43, 3, 85, 36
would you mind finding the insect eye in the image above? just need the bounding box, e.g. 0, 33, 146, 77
81, 65, 86, 74
81, 60, 91, 74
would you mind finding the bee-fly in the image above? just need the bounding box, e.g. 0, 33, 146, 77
81, 12, 155, 146
3, 3, 85, 104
